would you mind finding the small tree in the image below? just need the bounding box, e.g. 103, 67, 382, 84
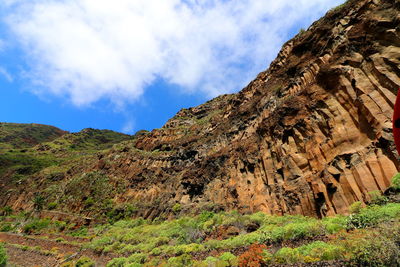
33, 194, 45, 211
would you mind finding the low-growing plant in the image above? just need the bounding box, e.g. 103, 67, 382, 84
47, 202, 57, 210
391, 173, 400, 191
349, 201, 362, 214
23, 219, 51, 234
238, 243, 268, 267
1, 206, 13, 216
368, 191, 388, 206
107, 257, 127, 267
172, 203, 182, 213
344, 229, 400, 266
75, 256, 95, 267
0, 243, 6, 267
107, 204, 137, 223
219, 252, 238, 266
346, 203, 400, 229
273, 247, 302, 264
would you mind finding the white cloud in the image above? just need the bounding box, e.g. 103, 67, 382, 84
0, 66, 13, 82
3, 0, 344, 107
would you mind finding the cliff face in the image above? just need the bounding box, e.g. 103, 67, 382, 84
2, 0, 400, 219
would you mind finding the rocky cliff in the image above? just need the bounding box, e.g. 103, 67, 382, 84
2, 0, 400, 219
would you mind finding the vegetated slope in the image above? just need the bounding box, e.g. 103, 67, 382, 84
1, 0, 400, 220
2, 188, 400, 266
0, 126, 132, 212
0, 122, 66, 150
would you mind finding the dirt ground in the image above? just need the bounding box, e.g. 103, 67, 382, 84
0, 232, 112, 267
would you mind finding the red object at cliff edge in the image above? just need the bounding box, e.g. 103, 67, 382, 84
393, 89, 400, 154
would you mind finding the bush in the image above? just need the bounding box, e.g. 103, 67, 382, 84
391, 173, 400, 191
238, 244, 268, 267
272, 242, 345, 264
0, 243, 6, 267
346, 204, 400, 229
219, 252, 238, 265
107, 204, 137, 223
75, 256, 95, 267
172, 204, 182, 213
345, 230, 400, 266
47, 202, 57, 210
349, 201, 362, 214
127, 253, 146, 264
368, 191, 388, 206
1, 206, 13, 216
297, 241, 345, 261
273, 247, 302, 264
23, 219, 51, 234
33, 194, 45, 211
167, 254, 193, 267
106, 257, 127, 267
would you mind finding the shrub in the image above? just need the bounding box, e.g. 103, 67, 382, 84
167, 254, 193, 267
219, 252, 238, 266
47, 202, 57, 210
107, 204, 137, 223
172, 203, 182, 213
75, 256, 95, 267
297, 241, 345, 261
127, 253, 146, 264
106, 257, 127, 267
349, 201, 362, 214
0, 243, 6, 267
1, 206, 12, 216
23, 219, 51, 234
33, 194, 45, 211
345, 231, 400, 266
238, 244, 268, 267
368, 191, 388, 206
0, 222, 13, 232
391, 173, 400, 191
273, 247, 302, 264
346, 204, 400, 229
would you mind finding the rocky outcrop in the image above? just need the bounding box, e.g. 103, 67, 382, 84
2, 0, 400, 219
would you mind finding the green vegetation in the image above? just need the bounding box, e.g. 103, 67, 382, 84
0, 151, 60, 178
40, 128, 132, 152
75, 256, 96, 267
82, 203, 400, 266
368, 190, 388, 206
1, 197, 400, 266
0, 243, 6, 267
391, 172, 400, 191
0, 122, 65, 150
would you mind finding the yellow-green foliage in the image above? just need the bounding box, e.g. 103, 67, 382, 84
75, 256, 95, 267
273, 241, 345, 263
391, 173, 400, 191
94, 203, 400, 266
349, 201, 362, 214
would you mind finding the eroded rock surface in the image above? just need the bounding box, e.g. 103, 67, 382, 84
2, 0, 400, 219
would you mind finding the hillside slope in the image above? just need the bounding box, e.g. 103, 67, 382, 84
0, 123, 66, 150
1, 0, 400, 220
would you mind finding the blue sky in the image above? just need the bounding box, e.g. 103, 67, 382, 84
0, 0, 344, 134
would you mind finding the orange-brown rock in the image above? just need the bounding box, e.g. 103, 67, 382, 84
2, 0, 400, 219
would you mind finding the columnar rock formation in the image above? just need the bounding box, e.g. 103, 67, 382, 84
2, 0, 400, 219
